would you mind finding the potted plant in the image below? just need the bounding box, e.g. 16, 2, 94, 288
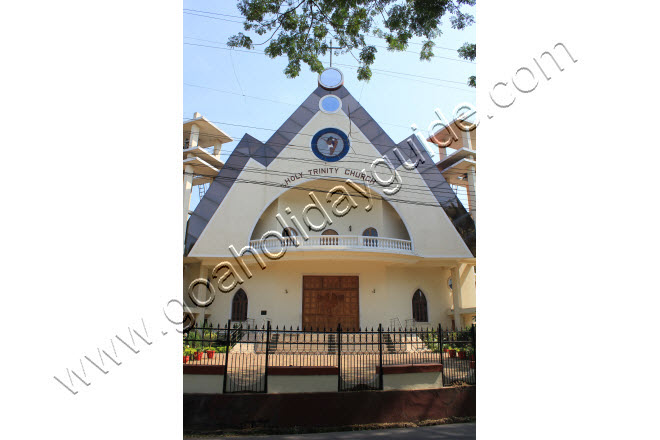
183, 347, 194, 363
458, 348, 467, 359
193, 348, 203, 361
448, 346, 457, 358
204, 346, 216, 359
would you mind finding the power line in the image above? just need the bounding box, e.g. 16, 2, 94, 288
190, 163, 477, 198
184, 41, 474, 92
184, 171, 473, 209
183, 42, 473, 89
184, 117, 475, 160
183, 10, 245, 24
183, 83, 415, 130
188, 141, 477, 184
182, 128, 478, 189
182, 8, 471, 54
183, 137, 479, 193
184, 143, 478, 196
184, 83, 298, 106
183, 35, 474, 64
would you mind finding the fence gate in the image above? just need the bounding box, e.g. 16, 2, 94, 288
223, 322, 269, 393
338, 326, 383, 391
440, 324, 476, 386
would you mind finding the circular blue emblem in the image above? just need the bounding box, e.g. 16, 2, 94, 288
311, 128, 350, 162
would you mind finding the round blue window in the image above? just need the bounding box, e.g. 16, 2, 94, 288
319, 95, 342, 113
311, 128, 350, 162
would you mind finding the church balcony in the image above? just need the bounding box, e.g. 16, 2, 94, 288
248, 235, 413, 255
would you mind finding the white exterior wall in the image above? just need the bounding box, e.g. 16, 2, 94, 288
183, 374, 223, 394
195, 259, 455, 329
382, 371, 443, 391
250, 179, 410, 241
268, 375, 336, 393
458, 264, 476, 309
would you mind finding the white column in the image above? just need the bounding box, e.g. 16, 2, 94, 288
467, 165, 476, 222
462, 129, 474, 150
184, 123, 200, 247
451, 265, 462, 329
183, 164, 194, 246
462, 130, 476, 222
190, 123, 200, 148
213, 144, 221, 157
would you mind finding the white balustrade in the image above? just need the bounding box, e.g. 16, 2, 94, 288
248, 235, 413, 254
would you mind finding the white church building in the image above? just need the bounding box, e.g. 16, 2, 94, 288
182, 68, 476, 331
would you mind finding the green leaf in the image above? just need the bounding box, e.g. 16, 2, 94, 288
359, 45, 377, 66
458, 42, 476, 61
420, 40, 435, 61
226, 1, 477, 83
227, 32, 254, 50
357, 65, 372, 81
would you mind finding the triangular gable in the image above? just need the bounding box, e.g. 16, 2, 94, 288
185, 86, 475, 256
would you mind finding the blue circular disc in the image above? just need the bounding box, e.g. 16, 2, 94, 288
311, 128, 350, 162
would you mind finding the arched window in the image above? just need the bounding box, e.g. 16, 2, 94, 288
412, 289, 428, 322
321, 229, 338, 245
362, 227, 378, 247
282, 227, 299, 246
231, 289, 248, 322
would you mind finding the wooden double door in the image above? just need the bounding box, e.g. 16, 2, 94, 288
302, 276, 359, 330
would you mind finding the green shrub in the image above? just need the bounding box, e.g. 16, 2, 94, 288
184, 330, 203, 348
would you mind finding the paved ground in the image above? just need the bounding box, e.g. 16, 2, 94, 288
213, 423, 476, 439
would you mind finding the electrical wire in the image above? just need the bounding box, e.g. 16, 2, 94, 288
183, 117, 475, 161
183, 35, 474, 64
187, 163, 477, 199
183, 42, 474, 91
183, 83, 416, 130
182, 8, 473, 54
183, 171, 473, 209
182, 137, 478, 184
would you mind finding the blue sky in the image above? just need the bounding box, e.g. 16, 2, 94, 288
184, 1, 476, 208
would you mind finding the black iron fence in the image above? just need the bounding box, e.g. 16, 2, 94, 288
438, 326, 476, 385
183, 321, 476, 393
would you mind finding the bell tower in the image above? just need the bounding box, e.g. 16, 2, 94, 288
183, 112, 233, 245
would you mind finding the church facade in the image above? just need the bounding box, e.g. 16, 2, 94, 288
183, 68, 476, 331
